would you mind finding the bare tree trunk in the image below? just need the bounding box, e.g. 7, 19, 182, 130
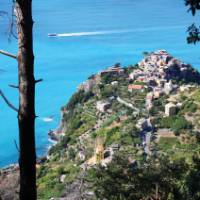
15, 0, 36, 199
155, 183, 159, 200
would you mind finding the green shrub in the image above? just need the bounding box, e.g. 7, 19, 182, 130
149, 106, 160, 115
120, 133, 134, 145
69, 116, 83, 130
66, 90, 94, 110
37, 171, 64, 199
134, 81, 146, 85
68, 147, 76, 160
95, 127, 121, 146
158, 137, 180, 151
181, 100, 198, 114
37, 165, 49, 179
101, 73, 115, 84
57, 166, 65, 175
100, 84, 116, 98
159, 116, 192, 134
49, 136, 70, 155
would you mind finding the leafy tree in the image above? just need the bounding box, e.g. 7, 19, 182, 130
49, 136, 71, 155
185, 0, 200, 15
143, 51, 150, 57
114, 62, 121, 68
185, 0, 200, 44
186, 156, 200, 200
88, 154, 190, 200
66, 90, 94, 110
159, 116, 192, 134
187, 23, 200, 44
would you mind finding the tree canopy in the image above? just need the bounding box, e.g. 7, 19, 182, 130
87, 153, 200, 200
185, 0, 200, 44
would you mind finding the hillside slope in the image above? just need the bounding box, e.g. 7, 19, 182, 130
1, 50, 200, 200
38, 50, 200, 199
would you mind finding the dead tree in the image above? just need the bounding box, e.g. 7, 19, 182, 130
1, 1, 37, 199
15, 0, 37, 199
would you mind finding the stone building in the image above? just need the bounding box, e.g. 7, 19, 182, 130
78, 78, 96, 92
165, 102, 177, 116
129, 69, 144, 80
99, 66, 124, 76
96, 100, 111, 112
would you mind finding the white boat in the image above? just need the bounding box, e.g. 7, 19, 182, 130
48, 33, 57, 37
42, 116, 54, 122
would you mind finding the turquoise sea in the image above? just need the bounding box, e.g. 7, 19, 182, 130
0, 0, 200, 167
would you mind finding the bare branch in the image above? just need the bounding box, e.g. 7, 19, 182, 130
8, 84, 19, 89
0, 3, 18, 40
8, 2, 18, 40
14, 139, 20, 153
0, 89, 18, 112
0, 11, 7, 16
0, 50, 17, 59
35, 78, 43, 84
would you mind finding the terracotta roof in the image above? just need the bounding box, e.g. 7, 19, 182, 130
128, 85, 144, 90
137, 77, 145, 81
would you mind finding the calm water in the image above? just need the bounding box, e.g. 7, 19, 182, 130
0, 0, 200, 167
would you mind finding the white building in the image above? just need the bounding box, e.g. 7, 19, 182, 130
78, 78, 96, 92
96, 101, 111, 112
165, 102, 177, 116
111, 81, 118, 86
164, 80, 173, 95
129, 69, 144, 80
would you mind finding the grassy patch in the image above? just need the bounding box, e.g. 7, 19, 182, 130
192, 89, 200, 102
158, 116, 192, 135
158, 137, 180, 151
180, 100, 198, 114
37, 161, 80, 200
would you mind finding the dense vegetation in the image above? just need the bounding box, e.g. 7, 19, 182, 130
87, 153, 200, 200
159, 116, 192, 134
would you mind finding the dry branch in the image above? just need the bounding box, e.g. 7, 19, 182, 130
8, 84, 19, 89
0, 50, 17, 59
35, 78, 43, 83
0, 89, 18, 112
14, 139, 20, 153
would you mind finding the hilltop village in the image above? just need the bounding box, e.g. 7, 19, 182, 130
1, 50, 200, 199
49, 50, 200, 164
